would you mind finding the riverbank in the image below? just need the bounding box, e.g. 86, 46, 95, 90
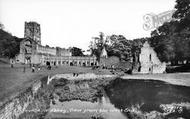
1, 69, 190, 118
47, 72, 190, 87
1, 63, 190, 106
45, 76, 190, 119
18, 76, 115, 119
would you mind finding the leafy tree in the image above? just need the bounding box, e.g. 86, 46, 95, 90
149, 35, 176, 62
131, 38, 147, 63
0, 29, 22, 58
108, 35, 132, 61
70, 47, 84, 56
173, 0, 190, 20
89, 33, 147, 63
90, 32, 109, 61
148, 0, 190, 64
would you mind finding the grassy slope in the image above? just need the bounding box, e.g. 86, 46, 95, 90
1, 62, 190, 106
0, 63, 112, 105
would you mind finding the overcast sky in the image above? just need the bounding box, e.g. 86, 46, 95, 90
0, 0, 176, 52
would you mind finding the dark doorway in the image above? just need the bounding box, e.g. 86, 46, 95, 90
149, 54, 152, 61
46, 61, 50, 66
70, 62, 73, 66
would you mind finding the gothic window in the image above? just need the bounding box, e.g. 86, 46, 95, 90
23, 40, 32, 54
149, 54, 152, 62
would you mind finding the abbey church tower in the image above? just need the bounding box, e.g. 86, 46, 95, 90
24, 21, 41, 45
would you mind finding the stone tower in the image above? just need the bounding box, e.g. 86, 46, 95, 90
24, 21, 41, 45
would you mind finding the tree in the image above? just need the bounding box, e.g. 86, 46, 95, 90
0, 29, 22, 58
108, 35, 132, 61
173, 0, 190, 20
0, 23, 4, 30
70, 47, 84, 56
148, 0, 190, 64
89, 33, 147, 62
149, 34, 176, 62
130, 38, 147, 68
90, 32, 109, 61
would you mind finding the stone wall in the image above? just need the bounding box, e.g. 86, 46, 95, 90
0, 80, 42, 119
139, 41, 166, 74
24, 22, 41, 45
41, 56, 97, 66
47, 73, 115, 85
36, 45, 57, 56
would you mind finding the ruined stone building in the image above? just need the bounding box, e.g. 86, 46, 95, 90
24, 22, 41, 45
138, 41, 166, 73
100, 47, 108, 58
16, 21, 97, 66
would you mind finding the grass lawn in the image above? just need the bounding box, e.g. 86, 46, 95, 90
122, 73, 190, 87
0, 63, 111, 105
1, 62, 190, 106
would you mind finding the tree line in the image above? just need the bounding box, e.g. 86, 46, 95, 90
149, 0, 190, 65
89, 32, 146, 62
90, 0, 190, 66
1, 0, 190, 64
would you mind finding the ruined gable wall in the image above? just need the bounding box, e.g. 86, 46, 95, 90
139, 42, 166, 74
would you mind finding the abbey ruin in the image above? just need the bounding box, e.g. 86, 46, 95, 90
16, 22, 97, 66
15, 21, 166, 73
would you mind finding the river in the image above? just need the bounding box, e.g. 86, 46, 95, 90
45, 78, 190, 119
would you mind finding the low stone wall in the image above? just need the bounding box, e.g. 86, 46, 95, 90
0, 80, 42, 119
47, 73, 116, 84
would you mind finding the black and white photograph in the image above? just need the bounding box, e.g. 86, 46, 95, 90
0, 0, 190, 118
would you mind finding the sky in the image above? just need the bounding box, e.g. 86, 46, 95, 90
0, 0, 176, 53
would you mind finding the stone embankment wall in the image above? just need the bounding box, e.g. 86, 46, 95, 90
0, 80, 42, 119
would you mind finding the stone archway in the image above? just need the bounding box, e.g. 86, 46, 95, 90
78, 61, 81, 66
46, 61, 50, 66
83, 62, 86, 66
25, 56, 31, 64
70, 62, 73, 66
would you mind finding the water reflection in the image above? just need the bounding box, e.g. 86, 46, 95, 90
105, 78, 190, 118
46, 78, 190, 119
46, 96, 126, 119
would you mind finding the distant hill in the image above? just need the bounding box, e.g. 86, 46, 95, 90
0, 29, 22, 58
